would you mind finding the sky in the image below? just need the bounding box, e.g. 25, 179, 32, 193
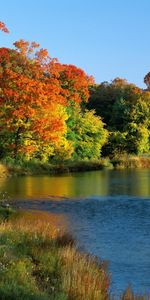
0, 0, 150, 88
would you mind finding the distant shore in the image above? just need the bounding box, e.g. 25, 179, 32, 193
0, 155, 150, 177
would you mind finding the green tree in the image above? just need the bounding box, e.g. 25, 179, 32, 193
88, 78, 150, 155
66, 109, 108, 160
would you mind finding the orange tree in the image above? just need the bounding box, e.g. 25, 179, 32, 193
0, 40, 68, 160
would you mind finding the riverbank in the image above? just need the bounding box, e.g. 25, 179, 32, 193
0, 155, 150, 177
0, 205, 109, 300
0, 159, 111, 177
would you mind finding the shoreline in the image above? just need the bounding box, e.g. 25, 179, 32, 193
0, 205, 110, 299
0, 155, 150, 178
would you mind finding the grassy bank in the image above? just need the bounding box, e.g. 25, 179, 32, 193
0, 155, 150, 177
0, 158, 112, 177
0, 206, 149, 299
0, 207, 109, 300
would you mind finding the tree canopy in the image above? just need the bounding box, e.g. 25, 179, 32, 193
87, 78, 150, 155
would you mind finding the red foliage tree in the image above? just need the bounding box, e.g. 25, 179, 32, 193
0, 41, 67, 158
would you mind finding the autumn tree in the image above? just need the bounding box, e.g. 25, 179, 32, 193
0, 41, 68, 160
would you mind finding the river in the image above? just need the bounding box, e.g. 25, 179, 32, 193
0, 169, 150, 294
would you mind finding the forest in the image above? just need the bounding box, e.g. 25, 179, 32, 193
0, 21, 149, 167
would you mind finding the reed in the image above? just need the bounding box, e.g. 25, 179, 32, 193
111, 155, 150, 169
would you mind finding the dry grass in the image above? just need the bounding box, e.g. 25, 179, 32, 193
111, 155, 150, 169
60, 246, 109, 300
119, 287, 150, 300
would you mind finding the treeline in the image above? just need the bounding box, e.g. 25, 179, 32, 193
87, 78, 150, 157
0, 22, 149, 164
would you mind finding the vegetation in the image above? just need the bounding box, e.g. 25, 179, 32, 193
0, 158, 112, 177
110, 154, 150, 169
0, 207, 109, 300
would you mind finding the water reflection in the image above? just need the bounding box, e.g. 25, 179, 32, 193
0, 169, 149, 200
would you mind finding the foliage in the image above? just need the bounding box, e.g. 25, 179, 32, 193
66, 109, 108, 160
0, 44, 68, 160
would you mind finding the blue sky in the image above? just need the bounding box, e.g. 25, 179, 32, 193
0, 0, 150, 87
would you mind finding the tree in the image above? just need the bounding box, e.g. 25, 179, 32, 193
87, 78, 142, 126
66, 109, 108, 160
0, 42, 68, 160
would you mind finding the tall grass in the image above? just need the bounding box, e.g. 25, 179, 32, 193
0, 209, 109, 300
119, 287, 150, 300
0, 157, 113, 177
111, 154, 150, 169
61, 247, 109, 299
